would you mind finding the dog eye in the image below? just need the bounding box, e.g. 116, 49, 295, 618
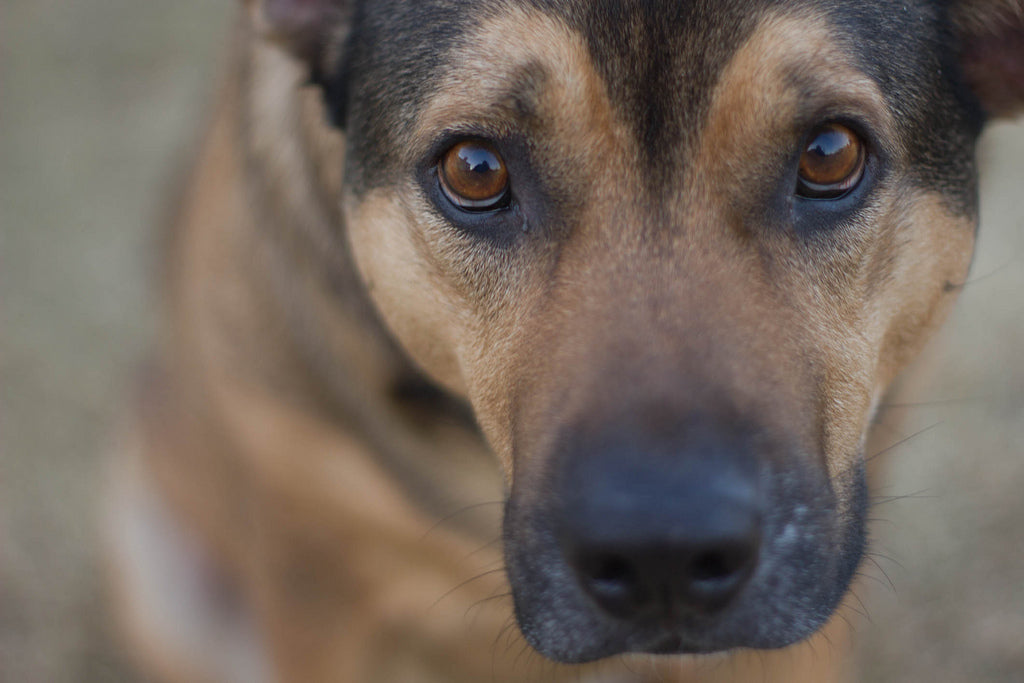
438, 140, 510, 211
796, 123, 866, 200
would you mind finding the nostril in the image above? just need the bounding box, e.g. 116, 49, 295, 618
683, 541, 758, 609
577, 552, 650, 618
588, 554, 632, 585
689, 545, 750, 583
574, 539, 757, 620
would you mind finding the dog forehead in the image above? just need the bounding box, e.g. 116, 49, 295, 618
411, 3, 896, 192
550, 0, 771, 184
343, 0, 964, 195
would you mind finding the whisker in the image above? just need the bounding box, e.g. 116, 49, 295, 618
491, 614, 518, 681
420, 500, 504, 540
864, 549, 904, 577
866, 422, 941, 462
845, 588, 872, 623
465, 590, 512, 622
877, 395, 988, 410
492, 613, 519, 659
464, 535, 503, 561
945, 250, 1024, 291
870, 489, 935, 508
866, 514, 899, 530
854, 568, 892, 591
429, 566, 506, 611
512, 639, 534, 672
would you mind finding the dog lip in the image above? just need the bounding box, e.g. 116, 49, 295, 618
644, 632, 685, 654
640, 630, 742, 656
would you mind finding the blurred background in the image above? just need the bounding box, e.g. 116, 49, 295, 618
1, 1, 1022, 681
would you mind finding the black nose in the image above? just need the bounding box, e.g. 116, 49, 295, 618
556, 435, 762, 620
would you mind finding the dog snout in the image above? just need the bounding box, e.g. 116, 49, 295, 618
505, 411, 861, 662
556, 430, 763, 621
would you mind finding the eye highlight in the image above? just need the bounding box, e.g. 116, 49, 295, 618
796, 123, 866, 200
438, 140, 510, 210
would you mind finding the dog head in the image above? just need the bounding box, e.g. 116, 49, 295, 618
252, 0, 1024, 663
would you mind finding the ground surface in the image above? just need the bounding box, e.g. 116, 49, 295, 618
2, 3, 1023, 681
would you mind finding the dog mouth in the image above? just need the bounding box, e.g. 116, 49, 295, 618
645, 634, 685, 655
501, 427, 867, 664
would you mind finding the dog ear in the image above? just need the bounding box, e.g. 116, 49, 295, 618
952, 0, 1024, 118
247, 0, 355, 127
247, 0, 354, 65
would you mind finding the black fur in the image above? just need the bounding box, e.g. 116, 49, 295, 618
323, 0, 985, 212
287, 0, 1009, 665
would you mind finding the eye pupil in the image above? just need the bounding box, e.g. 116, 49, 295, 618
796, 123, 866, 200
439, 140, 510, 210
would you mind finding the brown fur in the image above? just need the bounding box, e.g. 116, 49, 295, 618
108, 33, 849, 677
108, 2, 1021, 681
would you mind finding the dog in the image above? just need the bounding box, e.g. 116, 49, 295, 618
106, 1, 1024, 681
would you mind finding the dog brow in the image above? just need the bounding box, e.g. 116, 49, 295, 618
412, 6, 619, 146
492, 60, 550, 127
414, 61, 552, 144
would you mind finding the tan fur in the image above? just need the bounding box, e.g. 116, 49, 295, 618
350, 7, 638, 472
110, 4, 989, 682
693, 12, 897, 196
686, 10, 890, 484
352, 6, 972, 500
689, 11, 973, 486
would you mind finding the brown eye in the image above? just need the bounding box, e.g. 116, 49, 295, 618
796, 123, 866, 199
438, 140, 510, 210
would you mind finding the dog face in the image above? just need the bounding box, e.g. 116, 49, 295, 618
255, 0, 1024, 664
